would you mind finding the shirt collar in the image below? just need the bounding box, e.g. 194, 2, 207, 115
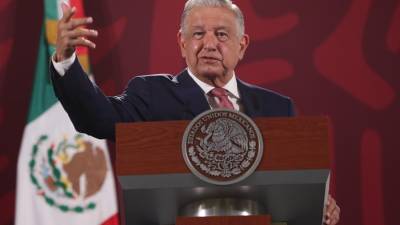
186, 68, 240, 98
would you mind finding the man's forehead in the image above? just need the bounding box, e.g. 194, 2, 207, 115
186, 8, 237, 27
187, 6, 236, 20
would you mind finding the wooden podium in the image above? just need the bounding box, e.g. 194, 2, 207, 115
116, 116, 331, 225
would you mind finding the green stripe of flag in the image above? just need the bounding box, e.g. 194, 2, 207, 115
27, 0, 62, 122
27, 26, 58, 123
44, 0, 60, 20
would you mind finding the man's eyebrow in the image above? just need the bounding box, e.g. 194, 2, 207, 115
190, 25, 230, 31
215, 26, 229, 31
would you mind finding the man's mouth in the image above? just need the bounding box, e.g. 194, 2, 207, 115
200, 56, 221, 62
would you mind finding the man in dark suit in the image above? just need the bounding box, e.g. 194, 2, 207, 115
50, 1, 339, 224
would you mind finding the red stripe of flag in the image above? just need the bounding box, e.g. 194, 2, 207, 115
70, 0, 88, 55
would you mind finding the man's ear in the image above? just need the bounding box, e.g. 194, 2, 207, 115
177, 30, 186, 58
238, 34, 250, 60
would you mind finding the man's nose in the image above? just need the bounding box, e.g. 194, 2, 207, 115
203, 33, 218, 51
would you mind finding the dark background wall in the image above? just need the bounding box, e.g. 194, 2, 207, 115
1, 0, 399, 225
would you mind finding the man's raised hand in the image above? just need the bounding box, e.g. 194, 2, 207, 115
55, 2, 98, 62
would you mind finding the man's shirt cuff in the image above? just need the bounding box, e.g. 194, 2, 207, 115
52, 53, 76, 76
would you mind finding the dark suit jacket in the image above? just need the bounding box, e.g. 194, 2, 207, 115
51, 59, 295, 140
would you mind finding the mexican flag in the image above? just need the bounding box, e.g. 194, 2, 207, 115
15, 0, 119, 225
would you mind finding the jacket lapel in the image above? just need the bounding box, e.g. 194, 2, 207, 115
171, 70, 210, 117
237, 79, 262, 118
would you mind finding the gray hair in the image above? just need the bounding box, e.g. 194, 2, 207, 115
180, 0, 245, 37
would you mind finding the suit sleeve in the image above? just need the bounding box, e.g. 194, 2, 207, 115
50, 58, 151, 140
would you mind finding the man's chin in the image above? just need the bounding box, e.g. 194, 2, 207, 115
198, 67, 224, 78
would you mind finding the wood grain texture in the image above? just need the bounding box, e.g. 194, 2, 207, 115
116, 117, 331, 175
176, 215, 271, 225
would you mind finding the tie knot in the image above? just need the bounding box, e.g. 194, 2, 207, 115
210, 88, 228, 97
209, 88, 234, 110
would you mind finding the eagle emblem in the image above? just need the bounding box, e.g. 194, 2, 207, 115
182, 109, 263, 185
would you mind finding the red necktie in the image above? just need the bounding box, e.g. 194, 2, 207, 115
210, 88, 234, 110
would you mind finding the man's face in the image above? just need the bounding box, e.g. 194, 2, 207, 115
178, 6, 249, 86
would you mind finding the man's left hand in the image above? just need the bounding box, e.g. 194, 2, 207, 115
324, 194, 340, 224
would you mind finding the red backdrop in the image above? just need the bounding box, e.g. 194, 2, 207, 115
1, 0, 399, 225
